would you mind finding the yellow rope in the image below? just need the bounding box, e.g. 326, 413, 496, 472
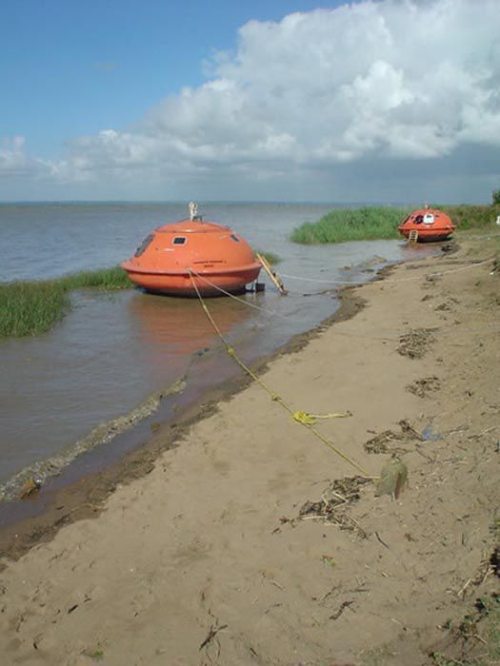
292, 410, 352, 425
188, 271, 369, 476
188, 266, 288, 319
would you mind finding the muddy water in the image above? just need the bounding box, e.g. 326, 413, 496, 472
0, 202, 432, 499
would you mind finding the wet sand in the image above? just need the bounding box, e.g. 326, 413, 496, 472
0, 235, 498, 665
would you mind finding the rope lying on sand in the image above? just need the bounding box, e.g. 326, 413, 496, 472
188, 270, 369, 477
184, 251, 496, 477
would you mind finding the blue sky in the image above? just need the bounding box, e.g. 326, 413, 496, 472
2, 0, 336, 157
1, 0, 500, 202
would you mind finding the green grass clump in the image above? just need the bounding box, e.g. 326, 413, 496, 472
58, 265, 131, 291
291, 207, 410, 245
441, 204, 500, 231
0, 280, 69, 338
0, 266, 131, 338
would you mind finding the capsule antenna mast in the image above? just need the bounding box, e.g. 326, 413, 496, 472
188, 201, 199, 221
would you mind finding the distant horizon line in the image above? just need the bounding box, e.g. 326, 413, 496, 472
0, 199, 481, 206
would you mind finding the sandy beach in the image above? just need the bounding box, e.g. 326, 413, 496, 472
0, 236, 498, 665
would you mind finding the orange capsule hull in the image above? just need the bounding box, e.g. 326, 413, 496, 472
121, 264, 262, 296
121, 216, 262, 296
398, 208, 455, 242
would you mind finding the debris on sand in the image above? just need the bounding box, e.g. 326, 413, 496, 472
299, 476, 371, 537
490, 547, 500, 578
364, 430, 402, 454
364, 419, 422, 454
429, 593, 500, 664
434, 296, 459, 313
435, 301, 452, 311
398, 328, 437, 359
441, 240, 459, 254
19, 477, 42, 499
398, 419, 423, 440
406, 375, 441, 398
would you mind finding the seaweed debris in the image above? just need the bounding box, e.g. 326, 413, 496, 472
398, 328, 437, 359
406, 375, 441, 398
299, 476, 371, 537
364, 419, 422, 454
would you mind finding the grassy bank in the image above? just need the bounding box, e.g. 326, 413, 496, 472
441, 203, 500, 230
0, 266, 131, 338
291, 204, 500, 244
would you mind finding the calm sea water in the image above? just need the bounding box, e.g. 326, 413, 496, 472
0, 202, 425, 495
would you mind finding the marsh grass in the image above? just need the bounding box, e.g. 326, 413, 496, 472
291, 204, 500, 245
291, 207, 410, 244
57, 265, 131, 291
0, 266, 131, 338
443, 203, 500, 231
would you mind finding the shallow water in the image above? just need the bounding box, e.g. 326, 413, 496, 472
0, 203, 431, 492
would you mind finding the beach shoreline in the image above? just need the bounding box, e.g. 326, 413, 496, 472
0, 278, 367, 561
0, 235, 498, 665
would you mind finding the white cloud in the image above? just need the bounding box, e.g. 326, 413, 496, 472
0, 136, 43, 176
2, 0, 500, 200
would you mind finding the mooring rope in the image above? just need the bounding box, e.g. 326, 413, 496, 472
187, 267, 290, 319
190, 252, 496, 308
187, 253, 498, 365
188, 270, 369, 476
280, 256, 495, 286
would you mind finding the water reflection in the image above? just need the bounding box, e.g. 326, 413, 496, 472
128, 291, 254, 356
